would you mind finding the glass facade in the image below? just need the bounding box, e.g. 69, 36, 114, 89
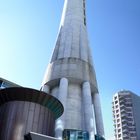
63, 129, 89, 140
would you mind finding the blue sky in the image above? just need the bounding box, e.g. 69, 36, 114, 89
0, 0, 140, 139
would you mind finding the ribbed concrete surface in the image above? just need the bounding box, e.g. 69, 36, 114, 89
42, 0, 105, 139
51, 0, 92, 65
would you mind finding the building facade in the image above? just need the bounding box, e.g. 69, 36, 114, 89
112, 90, 140, 140
41, 0, 104, 140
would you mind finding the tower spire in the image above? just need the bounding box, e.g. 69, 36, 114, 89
51, 0, 92, 64
42, 0, 105, 139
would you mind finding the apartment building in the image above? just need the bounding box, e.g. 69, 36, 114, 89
112, 90, 140, 140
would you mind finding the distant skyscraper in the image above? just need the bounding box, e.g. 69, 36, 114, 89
112, 90, 140, 140
41, 0, 104, 140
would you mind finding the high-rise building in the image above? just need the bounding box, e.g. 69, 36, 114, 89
112, 90, 140, 140
41, 0, 104, 140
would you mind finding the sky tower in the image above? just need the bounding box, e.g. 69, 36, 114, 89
42, 0, 105, 139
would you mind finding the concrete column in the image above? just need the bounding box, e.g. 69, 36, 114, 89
55, 78, 68, 139
93, 93, 104, 137
40, 84, 50, 94
82, 82, 95, 140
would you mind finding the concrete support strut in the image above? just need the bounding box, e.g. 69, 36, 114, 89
82, 82, 95, 140
55, 78, 68, 139
93, 93, 104, 137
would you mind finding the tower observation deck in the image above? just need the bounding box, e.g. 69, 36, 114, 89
42, 0, 105, 140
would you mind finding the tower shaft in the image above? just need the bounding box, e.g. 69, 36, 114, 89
42, 0, 104, 139
51, 0, 92, 64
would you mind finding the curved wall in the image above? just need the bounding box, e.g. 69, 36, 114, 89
0, 101, 54, 140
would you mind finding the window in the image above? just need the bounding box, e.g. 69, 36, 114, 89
115, 100, 118, 104
126, 103, 132, 107
129, 127, 136, 131
115, 96, 117, 100
118, 129, 121, 133
63, 129, 89, 140
117, 119, 120, 122
116, 105, 119, 108
130, 133, 136, 137
117, 124, 120, 127
127, 118, 133, 121
128, 113, 132, 116
118, 134, 121, 138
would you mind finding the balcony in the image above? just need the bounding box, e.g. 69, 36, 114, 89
120, 103, 125, 108
122, 123, 128, 128
122, 119, 127, 123
121, 113, 127, 118
119, 99, 125, 105
120, 108, 126, 114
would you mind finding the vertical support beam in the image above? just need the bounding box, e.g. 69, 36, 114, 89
93, 93, 104, 137
55, 78, 68, 139
40, 84, 50, 94
82, 82, 95, 140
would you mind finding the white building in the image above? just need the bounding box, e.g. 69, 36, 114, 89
112, 90, 140, 140
41, 0, 105, 140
